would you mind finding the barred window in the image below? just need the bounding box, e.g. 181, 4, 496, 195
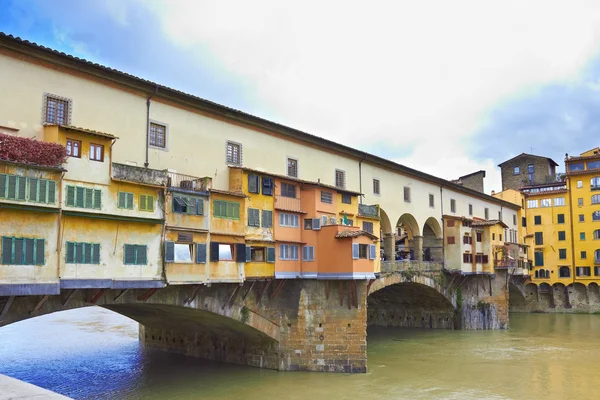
287, 158, 298, 178
45, 95, 70, 125
335, 169, 346, 189
226, 141, 241, 165
149, 123, 166, 148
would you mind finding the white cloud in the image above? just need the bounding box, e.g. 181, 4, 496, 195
137, 0, 600, 193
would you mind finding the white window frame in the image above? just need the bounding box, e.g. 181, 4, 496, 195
577, 180, 583, 188
540, 198, 552, 208
554, 197, 565, 207
527, 199, 539, 208
302, 246, 314, 261
280, 244, 299, 260
279, 213, 299, 228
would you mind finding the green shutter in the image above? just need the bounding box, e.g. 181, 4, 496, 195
213, 200, 221, 217
76, 187, 85, 207
7, 175, 17, 199
39, 179, 48, 203
29, 178, 39, 202
2, 237, 13, 264
35, 239, 44, 265
74, 242, 83, 263
66, 242, 75, 263
118, 192, 126, 208
147, 195, 154, 212
84, 243, 92, 263
92, 243, 100, 264
24, 238, 35, 265
266, 247, 275, 263
139, 194, 147, 211
0, 174, 6, 198
124, 244, 135, 264
196, 199, 203, 215
47, 180, 56, 203
196, 243, 206, 263
127, 193, 134, 209
66, 186, 75, 206
85, 188, 94, 208
165, 241, 175, 262
94, 189, 102, 209
136, 245, 147, 265
14, 238, 24, 264
17, 176, 26, 200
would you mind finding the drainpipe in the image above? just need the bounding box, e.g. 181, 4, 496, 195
56, 170, 66, 279
567, 174, 576, 285
440, 185, 445, 268
145, 86, 158, 168
358, 152, 367, 204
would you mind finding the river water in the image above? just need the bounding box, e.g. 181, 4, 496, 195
0, 308, 599, 400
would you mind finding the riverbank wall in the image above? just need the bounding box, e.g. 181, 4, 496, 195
510, 282, 600, 313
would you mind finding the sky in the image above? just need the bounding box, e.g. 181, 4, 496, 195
2, 0, 600, 193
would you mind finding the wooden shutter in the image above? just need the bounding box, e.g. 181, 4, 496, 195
84, 243, 92, 263
124, 244, 135, 264
74, 243, 83, 263
137, 245, 147, 265
352, 243, 359, 260
165, 241, 175, 262
14, 238, 24, 264
210, 242, 219, 262
369, 244, 376, 260
196, 199, 203, 215
94, 189, 102, 209
85, 188, 94, 208
246, 246, 252, 262
75, 187, 84, 207
34, 239, 44, 265
47, 180, 55, 203
92, 243, 100, 264
196, 243, 207, 263
66, 242, 74, 263
144, 195, 153, 212
0, 174, 6, 198
262, 210, 272, 228
66, 186, 75, 206
17, 176, 26, 200
139, 194, 147, 211
248, 175, 259, 193
29, 178, 39, 202
262, 177, 273, 195
233, 203, 240, 219
127, 193, 134, 209
235, 244, 246, 262
266, 247, 275, 263
7, 175, 17, 199
24, 238, 35, 264
2, 237, 12, 264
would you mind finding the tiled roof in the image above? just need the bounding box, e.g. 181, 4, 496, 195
498, 153, 559, 167
471, 220, 508, 228
47, 124, 118, 139
335, 230, 378, 240
209, 188, 247, 198
0, 32, 522, 210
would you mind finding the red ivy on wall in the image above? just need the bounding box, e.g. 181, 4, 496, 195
0, 132, 67, 167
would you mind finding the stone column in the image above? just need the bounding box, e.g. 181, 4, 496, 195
412, 235, 423, 261
384, 233, 396, 261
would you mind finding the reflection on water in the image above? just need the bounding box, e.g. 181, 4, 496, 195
1, 308, 599, 400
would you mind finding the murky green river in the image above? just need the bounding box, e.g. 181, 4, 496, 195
0, 308, 599, 400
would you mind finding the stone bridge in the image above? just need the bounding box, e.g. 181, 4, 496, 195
0, 265, 510, 372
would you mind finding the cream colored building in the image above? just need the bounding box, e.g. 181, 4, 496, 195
0, 33, 520, 272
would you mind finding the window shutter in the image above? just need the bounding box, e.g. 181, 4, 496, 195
66, 186, 74, 206
84, 243, 92, 263
74, 187, 84, 207
7, 175, 17, 199
233, 203, 240, 219
196, 199, 203, 215
38, 179, 50, 203
37, 239, 46, 264
14, 238, 24, 264
94, 189, 102, 209
310, 246, 314, 261
127, 193, 134, 209
262, 177, 273, 195
0, 174, 6, 198
196, 243, 207, 263
29, 178, 39, 202
165, 241, 175, 262
279, 213, 284, 226
124, 245, 135, 264
2, 237, 13, 264
312, 218, 321, 230
118, 192, 126, 208
248, 175, 258, 193
92, 243, 100, 264
263, 247, 273, 263
235, 243, 246, 262
246, 246, 252, 262
210, 242, 220, 262
352, 243, 359, 260
74, 242, 83, 263
139, 194, 147, 211
302, 246, 307, 261
66, 242, 74, 263
17, 176, 26, 200
23, 238, 34, 265
369, 244, 376, 260
137, 245, 147, 265
84, 188, 93, 208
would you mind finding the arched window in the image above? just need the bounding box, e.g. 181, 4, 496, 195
559, 267, 571, 278
592, 177, 600, 189
535, 269, 550, 279
594, 230, 600, 240
593, 211, 600, 221
593, 194, 600, 204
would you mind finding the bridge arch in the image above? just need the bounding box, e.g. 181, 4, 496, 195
367, 274, 455, 329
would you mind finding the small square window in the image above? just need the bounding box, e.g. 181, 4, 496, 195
580, 232, 586, 240
226, 141, 242, 165
373, 179, 380, 195
341, 194, 352, 204
287, 158, 298, 178
534, 216, 542, 225
578, 198, 584, 206
321, 191, 333, 204
513, 166, 520, 175
429, 194, 434, 208
557, 214, 565, 224
90, 143, 104, 162
579, 214, 585, 222
403, 186, 411, 203
281, 183, 296, 198
66, 139, 81, 158
577, 180, 583, 188
581, 251, 587, 259
149, 122, 167, 148
335, 169, 346, 189
558, 231, 566, 241
44, 94, 70, 125
559, 249, 567, 259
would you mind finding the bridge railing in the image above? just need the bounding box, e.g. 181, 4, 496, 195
381, 260, 444, 274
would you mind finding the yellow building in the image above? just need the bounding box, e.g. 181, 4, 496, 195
565, 148, 600, 282
520, 182, 572, 285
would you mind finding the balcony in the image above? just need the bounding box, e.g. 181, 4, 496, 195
381, 260, 444, 274
112, 163, 168, 186
274, 195, 302, 213
494, 260, 515, 269
358, 204, 379, 218
167, 172, 211, 192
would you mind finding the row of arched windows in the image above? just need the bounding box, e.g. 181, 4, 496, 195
535, 269, 550, 279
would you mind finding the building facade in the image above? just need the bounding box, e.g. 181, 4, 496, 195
498, 153, 559, 190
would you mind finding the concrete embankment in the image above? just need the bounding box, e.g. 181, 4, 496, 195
0, 374, 71, 399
